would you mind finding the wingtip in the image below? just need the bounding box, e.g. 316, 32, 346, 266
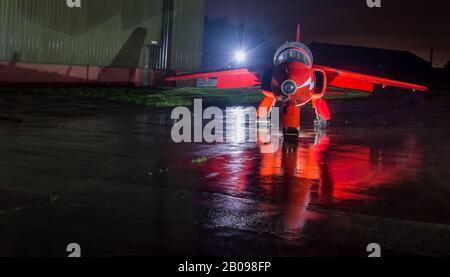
418, 86, 429, 92
165, 74, 182, 81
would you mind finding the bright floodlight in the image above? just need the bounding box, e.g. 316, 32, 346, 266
234, 51, 247, 62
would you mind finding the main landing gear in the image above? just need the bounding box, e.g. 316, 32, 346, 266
314, 112, 328, 130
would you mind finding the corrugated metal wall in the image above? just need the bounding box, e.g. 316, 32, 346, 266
170, 0, 204, 72
0, 0, 204, 71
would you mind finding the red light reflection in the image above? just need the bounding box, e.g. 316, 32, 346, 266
190, 130, 422, 232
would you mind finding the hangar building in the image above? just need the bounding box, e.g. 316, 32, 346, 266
0, 0, 204, 86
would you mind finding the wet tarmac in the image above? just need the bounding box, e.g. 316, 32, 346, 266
0, 91, 450, 257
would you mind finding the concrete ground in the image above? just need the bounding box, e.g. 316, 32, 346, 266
0, 89, 449, 257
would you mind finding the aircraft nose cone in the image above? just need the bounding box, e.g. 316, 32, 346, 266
281, 80, 297, 96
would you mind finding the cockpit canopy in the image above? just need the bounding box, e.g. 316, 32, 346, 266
273, 42, 313, 67
275, 48, 311, 66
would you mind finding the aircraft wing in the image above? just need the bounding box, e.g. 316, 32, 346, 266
314, 65, 428, 93
165, 67, 266, 89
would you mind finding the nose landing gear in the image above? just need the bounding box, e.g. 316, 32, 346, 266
281, 104, 329, 137
282, 103, 301, 137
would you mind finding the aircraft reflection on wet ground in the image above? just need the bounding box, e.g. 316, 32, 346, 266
2, 92, 449, 256
184, 110, 423, 235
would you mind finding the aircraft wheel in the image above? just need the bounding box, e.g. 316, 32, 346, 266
283, 128, 300, 137
314, 115, 328, 129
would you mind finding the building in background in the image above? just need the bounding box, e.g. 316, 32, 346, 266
309, 42, 431, 81
0, 0, 204, 86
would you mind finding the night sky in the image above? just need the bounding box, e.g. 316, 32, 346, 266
205, 0, 450, 67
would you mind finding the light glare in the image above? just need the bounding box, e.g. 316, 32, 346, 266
234, 51, 247, 62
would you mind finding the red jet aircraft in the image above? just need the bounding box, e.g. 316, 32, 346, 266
166, 25, 428, 136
